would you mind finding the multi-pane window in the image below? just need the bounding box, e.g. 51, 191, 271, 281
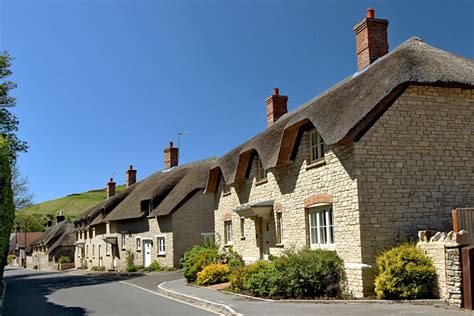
106, 242, 111, 256
255, 156, 267, 182
157, 236, 166, 255
136, 237, 141, 251
309, 130, 326, 163
121, 234, 126, 250
308, 206, 334, 248
240, 218, 245, 239
276, 212, 283, 244
224, 221, 233, 245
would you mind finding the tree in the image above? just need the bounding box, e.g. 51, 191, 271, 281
0, 137, 15, 278
12, 166, 35, 210
0, 52, 27, 163
14, 213, 46, 232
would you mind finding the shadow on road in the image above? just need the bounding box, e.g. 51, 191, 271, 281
2, 267, 143, 316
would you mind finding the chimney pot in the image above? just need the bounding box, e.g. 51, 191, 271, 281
55, 213, 65, 225
169, 142, 174, 148
265, 88, 288, 127
353, 8, 389, 71
107, 178, 116, 198
126, 165, 137, 188
367, 7, 375, 19
164, 141, 179, 169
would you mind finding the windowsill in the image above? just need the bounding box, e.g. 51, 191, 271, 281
310, 243, 335, 251
240, 237, 246, 241
106, 255, 110, 257
255, 179, 268, 186
157, 253, 166, 256
224, 243, 233, 248
306, 158, 326, 170
136, 250, 141, 252
122, 248, 126, 251
276, 243, 284, 248
222, 192, 231, 197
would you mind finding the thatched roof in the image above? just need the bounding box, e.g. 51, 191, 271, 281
207, 37, 474, 189
46, 229, 75, 255
150, 158, 217, 217
33, 221, 72, 247
105, 158, 217, 221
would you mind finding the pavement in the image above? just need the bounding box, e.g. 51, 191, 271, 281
2, 267, 216, 316
159, 278, 473, 316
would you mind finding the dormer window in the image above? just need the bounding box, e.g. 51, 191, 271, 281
148, 200, 153, 216
255, 156, 267, 183
309, 129, 326, 163
222, 182, 231, 196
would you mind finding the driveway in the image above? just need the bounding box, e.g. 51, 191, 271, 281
2, 267, 216, 316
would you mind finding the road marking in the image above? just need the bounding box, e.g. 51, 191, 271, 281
119, 280, 222, 315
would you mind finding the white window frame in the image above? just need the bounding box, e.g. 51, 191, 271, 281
156, 235, 166, 255
136, 237, 142, 251
276, 212, 283, 244
255, 156, 267, 182
309, 129, 326, 163
308, 205, 334, 249
92, 244, 95, 258
106, 242, 111, 256
224, 220, 233, 245
121, 234, 126, 250
148, 200, 153, 216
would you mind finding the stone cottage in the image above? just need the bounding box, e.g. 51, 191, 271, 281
74, 143, 216, 271
205, 9, 474, 297
30, 213, 75, 270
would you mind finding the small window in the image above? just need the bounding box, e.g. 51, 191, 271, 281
223, 182, 231, 196
224, 220, 233, 245
148, 200, 153, 216
136, 237, 141, 251
84, 230, 88, 240
92, 244, 95, 257
240, 217, 245, 239
255, 156, 267, 182
308, 206, 334, 248
86, 244, 89, 258
309, 130, 326, 163
157, 236, 166, 255
106, 242, 111, 256
276, 212, 283, 244
121, 234, 126, 250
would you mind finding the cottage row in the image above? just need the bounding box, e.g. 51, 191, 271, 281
29, 10, 474, 297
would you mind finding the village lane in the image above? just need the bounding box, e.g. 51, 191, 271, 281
2, 267, 216, 316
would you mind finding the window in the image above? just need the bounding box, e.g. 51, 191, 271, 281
308, 206, 334, 248
84, 230, 88, 240
157, 236, 166, 255
255, 156, 267, 182
148, 200, 153, 216
121, 234, 126, 250
223, 182, 231, 196
136, 237, 141, 251
86, 244, 89, 258
92, 244, 95, 257
224, 221, 233, 245
309, 130, 326, 163
106, 242, 111, 256
276, 212, 283, 244
240, 217, 245, 240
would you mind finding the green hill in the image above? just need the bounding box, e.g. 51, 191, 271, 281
16, 185, 126, 231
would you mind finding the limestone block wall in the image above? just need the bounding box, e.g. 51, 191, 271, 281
357, 86, 474, 266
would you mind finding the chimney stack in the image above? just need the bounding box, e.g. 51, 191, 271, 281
47, 218, 53, 227
265, 88, 288, 127
164, 142, 179, 169
55, 212, 65, 225
107, 177, 116, 199
126, 165, 137, 188
353, 8, 389, 71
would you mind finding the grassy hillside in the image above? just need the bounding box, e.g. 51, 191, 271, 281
18, 185, 126, 222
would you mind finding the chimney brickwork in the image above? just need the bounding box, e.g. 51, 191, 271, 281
126, 165, 137, 188
55, 212, 65, 225
107, 178, 116, 199
353, 8, 389, 71
164, 142, 179, 169
266, 88, 288, 127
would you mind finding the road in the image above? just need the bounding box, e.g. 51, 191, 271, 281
2, 267, 216, 316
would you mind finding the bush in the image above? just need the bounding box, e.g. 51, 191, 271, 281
91, 266, 106, 272
58, 256, 72, 264
180, 246, 218, 283
276, 248, 345, 298
126, 265, 137, 272
242, 261, 282, 297
374, 243, 435, 299
196, 263, 230, 286
126, 249, 134, 267
7, 255, 15, 265
217, 246, 244, 272
144, 261, 161, 272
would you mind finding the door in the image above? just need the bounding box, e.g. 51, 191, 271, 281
143, 240, 152, 267
98, 244, 102, 267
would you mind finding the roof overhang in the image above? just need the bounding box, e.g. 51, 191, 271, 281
75, 241, 85, 248
103, 237, 118, 245
233, 200, 274, 220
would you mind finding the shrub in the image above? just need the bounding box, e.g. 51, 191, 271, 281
374, 243, 435, 299
276, 248, 345, 298
180, 246, 218, 283
135, 265, 145, 271
126, 265, 137, 272
242, 261, 282, 297
196, 263, 230, 286
144, 261, 161, 272
126, 249, 134, 267
217, 246, 244, 272
7, 255, 15, 265
58, 256, 72, 264
91, 266, 106, 272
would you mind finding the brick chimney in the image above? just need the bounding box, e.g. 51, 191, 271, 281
56, 212, 65, 224
107, 178, 116, 199
164, 142, 179, 169
126, 165, 137, 188
353, 8, 389, 71
265, 88, 288, 127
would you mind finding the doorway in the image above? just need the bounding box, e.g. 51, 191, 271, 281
143, 239, 152, 267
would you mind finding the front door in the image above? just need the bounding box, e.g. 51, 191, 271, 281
98, 244, 102, 267
143, 240, 152, 267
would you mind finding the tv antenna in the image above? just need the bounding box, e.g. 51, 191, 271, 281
177, 131, 190, 150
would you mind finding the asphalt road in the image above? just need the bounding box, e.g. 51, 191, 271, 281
2, 267, 216, 316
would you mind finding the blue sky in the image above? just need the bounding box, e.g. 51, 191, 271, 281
1, 0, 473, 203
